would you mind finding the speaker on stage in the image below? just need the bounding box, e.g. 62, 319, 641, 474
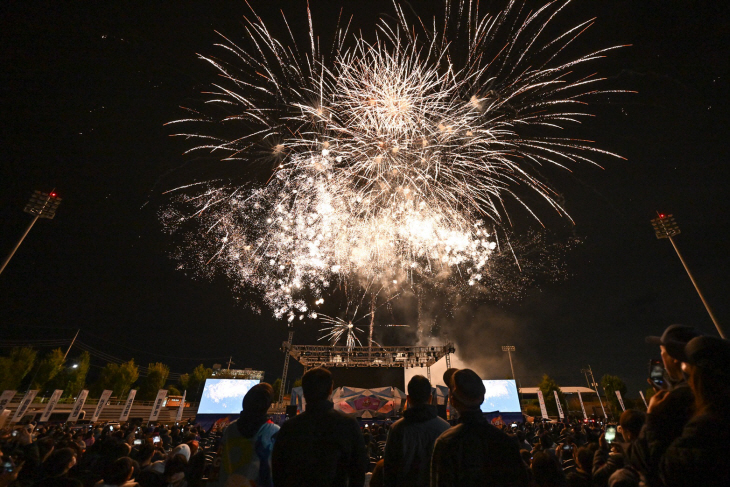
285, 405, 298, 418
437, 404, 447, 420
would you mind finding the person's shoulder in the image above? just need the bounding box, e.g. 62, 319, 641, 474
683, 411, 730, 435
418, 415, 451, 433
260, 421, 281, 434
432, 416, 451, 429
667, 383, 694, 402
277, 414, 301, 433
434, 424, 461, 444
389, 417, 406, 431
480, 422, 519, 444
328, 407, 359, 425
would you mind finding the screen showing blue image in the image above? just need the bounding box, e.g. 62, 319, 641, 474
197, 379, 260, 414
480, 380, 521, 413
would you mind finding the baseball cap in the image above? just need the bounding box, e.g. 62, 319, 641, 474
443, 368, 458, 391
172, 443, 191, 462
451, 369, 486, 408
645, 324, 703, 360
683, 336, 730, 371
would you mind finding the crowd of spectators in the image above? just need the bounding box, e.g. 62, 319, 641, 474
2, 323, 728, 487
0, 419, 212, 487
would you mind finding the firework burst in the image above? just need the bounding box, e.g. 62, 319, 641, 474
162, 0, 629, 344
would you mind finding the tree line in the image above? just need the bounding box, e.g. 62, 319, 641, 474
0, 346, 242, 402
1, 347, 648, 413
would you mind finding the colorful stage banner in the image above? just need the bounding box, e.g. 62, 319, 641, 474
91, 390, 113, 422
11, 390, 38, 423
536, 391, 548, 418
39, 390, 64, 422
554, 390, 564, 419
120, 390, 137, 422
68, 390, 89, 422
149, 389, 167, 422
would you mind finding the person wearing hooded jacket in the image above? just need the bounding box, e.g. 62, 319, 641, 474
431, 369, 530, 487
383, 375, 450, 487
211, 383, 279, 487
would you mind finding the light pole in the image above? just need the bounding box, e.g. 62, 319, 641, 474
63, 330, 80, 361
651, 213, 724, 338
0, 190, 62, 276
501, 346, 517, 381
581, 365, 607, 419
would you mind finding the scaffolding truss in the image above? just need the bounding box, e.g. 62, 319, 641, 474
285, 343, 455, 370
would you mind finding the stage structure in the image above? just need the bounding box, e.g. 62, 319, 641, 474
278, 331, 455, 404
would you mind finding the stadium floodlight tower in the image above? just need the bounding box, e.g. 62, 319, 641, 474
650, 212, 724, 338
501, 346, 517, 381
502, 345, 521, 401
0, 190, 63, 276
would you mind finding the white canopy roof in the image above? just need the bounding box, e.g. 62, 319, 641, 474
519, 387, 597, 394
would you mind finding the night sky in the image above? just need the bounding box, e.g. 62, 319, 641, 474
1, 1, 728, 397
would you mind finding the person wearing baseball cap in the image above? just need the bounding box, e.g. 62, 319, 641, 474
431, 369, 529, 486
645, 324, 703, 390
629, 325, 703, 485
644, 336, 730, 487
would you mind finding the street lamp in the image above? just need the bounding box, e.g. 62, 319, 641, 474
501, 346, 516, 381
0, 190, 62, 276
651, 213, 725, 338
502, 346, 522, 404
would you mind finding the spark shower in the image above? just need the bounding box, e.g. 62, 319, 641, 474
162, 0, 628, 347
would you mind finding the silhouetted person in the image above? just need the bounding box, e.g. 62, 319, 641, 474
431, 369, 529, 487
531, 451, 566, 487
646, 336, 730, 487
212, 383, 279, 487
34, 448, 83, 487
96, 457, 136, 486
272, 367, 367, 487
630, 324, 702, 485
383, 375, 450, 486
594, 409, 646, 487
442, 368, 459, 423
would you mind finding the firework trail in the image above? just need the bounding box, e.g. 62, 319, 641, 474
162, 0, 628, 344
